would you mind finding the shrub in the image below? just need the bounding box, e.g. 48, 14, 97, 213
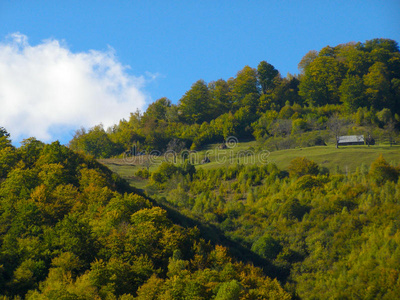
135, 168, 150, 179
369, 155, 399, 185
215, 280, 242, 300
251, 234, 282, 260
288, 157, 319, 178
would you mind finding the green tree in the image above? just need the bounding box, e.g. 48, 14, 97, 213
0, 146, 18, 178
208, 79, 233, 116
143, 97, 171, 121
257, 61, 279, 94
363, 62, 392, 110
9, 259, 46, 296
79, 168, 108, 189
363, 38, 399, 55
288, 157, 319, 177
69, 125, 120, 158
107, 118, 143, 152
251, 235, 282, 260
299, 55, 344, 106
32, 184, 78, 223
335, 42, 370, 75
0, 167, 39, 199
215, 280, 242, 300
38, 163, 67, 190
272, 75, 302, 108
18, 138, 45, 168
231, 66, 259, 106
376, 108, 393, 126
135, 274, 165, 300
368, 155, 399, 185
339, 74, 366, 112
0, 127, 12, 150
179, 80, 212, 124
55, 214, 98, 264
291, 118, 308, 135
298, 50, 318, 74
240, 93, 260, 113
166, 104, 180, 123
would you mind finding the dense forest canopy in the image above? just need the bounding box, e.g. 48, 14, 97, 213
140, 154, 400, 299
68, 38, 400, 157
0, 132, 290, 299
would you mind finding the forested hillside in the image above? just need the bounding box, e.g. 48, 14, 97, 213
69, 38, 400, 157
0, 131, 290, 299
136, 155, 400, 298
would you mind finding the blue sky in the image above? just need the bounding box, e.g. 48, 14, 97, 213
1, 0, 399, 144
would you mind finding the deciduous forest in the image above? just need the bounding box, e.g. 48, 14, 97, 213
68, 38, 400, 156
1, 38, 400, 299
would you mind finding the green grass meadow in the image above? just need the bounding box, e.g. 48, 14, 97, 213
99, 142, 400, 189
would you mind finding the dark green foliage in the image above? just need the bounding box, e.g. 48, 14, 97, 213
240, 92, 260, 113
69, 125, 122, 158
257, 61, 279, 94
208, 79, 233, 118
278, 198, 309, 220
143, 97, 171, 121
150, 162, 179, 185
150, 161, 196, 187
0, 146, 18, 178
182, 159, 196, 179
251, 235, 282, 260
19, 138, 44, 167
339, 74, 367, 112
135, 168, 150, 179
0, 127, 12, 150
179, 79, 212, 124
0, 168, 39, 199
55, 214, 98, 264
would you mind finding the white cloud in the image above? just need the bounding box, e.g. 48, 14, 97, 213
0, 33, 149, 143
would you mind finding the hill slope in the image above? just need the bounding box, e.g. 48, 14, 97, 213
100, 143, 400, 183
0, 138, 290, 299
101, 144, 400, 299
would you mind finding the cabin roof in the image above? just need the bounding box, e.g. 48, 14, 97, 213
338, 135, 364, 143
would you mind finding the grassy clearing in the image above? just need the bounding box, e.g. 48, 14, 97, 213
97, 158, 148, 189
99, 142, 400, 189
176, 142, 400, 173
268, 144, 400, 173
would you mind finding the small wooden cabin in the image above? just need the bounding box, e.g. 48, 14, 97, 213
338, 135, 364, 146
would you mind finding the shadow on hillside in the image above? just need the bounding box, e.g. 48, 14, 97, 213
124, 185, 290, 284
